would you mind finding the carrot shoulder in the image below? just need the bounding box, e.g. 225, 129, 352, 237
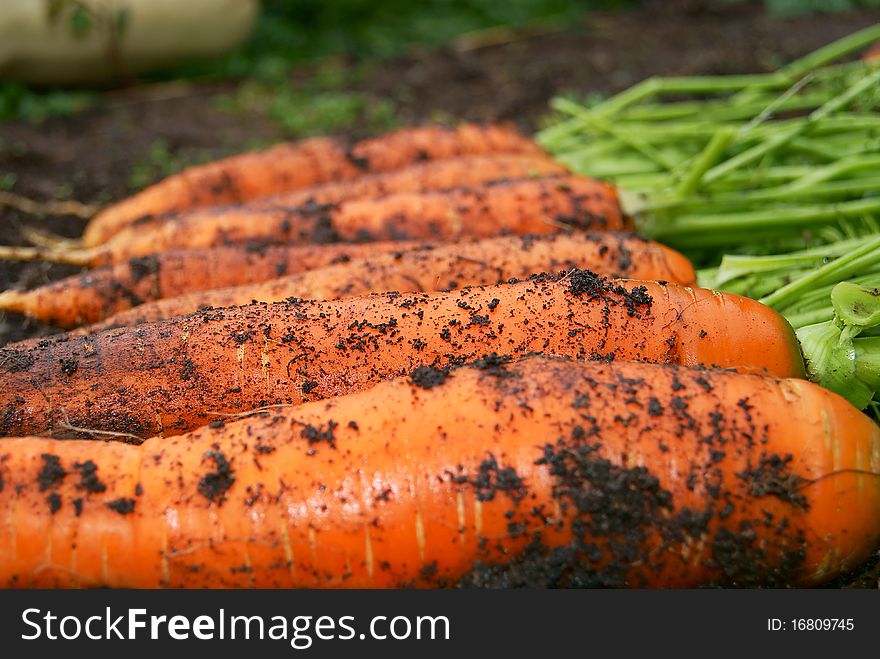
86, 232, 696, 330
83, 124, 547, 246
0, 273, 804, 439
0, 355, 875, 588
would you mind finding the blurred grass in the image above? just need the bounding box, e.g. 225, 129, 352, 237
181, 0, 612, 79
0, 83, 96, 123
1, 0, 878, 128
758, 0, 880, 14
212, 55, 402, 138
0, 0, 615, 125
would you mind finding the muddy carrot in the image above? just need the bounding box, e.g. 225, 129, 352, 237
100, 153, 568, 239
86, 233, 695, 330
83, 124, 547, 246
0, 355, 875, 588
17, 176, 624, 267
0, 272, 804, 438
0, 241, 428, 329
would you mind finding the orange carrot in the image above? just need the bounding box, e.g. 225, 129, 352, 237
0, 240, 427, 329
83, 124, 547, 246
86, 233, 696, 330
0, 273, 804, 439
0, 355, 875, 588
104, 153, 568, 239
45, 176, 625, 266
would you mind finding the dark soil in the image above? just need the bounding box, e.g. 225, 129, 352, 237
1, 1, 879, 587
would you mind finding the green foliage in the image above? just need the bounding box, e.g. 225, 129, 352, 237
46, 0, 129, 39
718, 0, 880, 13
762, 0, 880, 15
174, 0, 609, 79
0, 83, 95, 124
3, 0, 876, 124
797, 281, 880, 410
255, 0, 598, 58
127, 140, 186, 191
0, 173, 16, 191
0, 0, 129, 122
270, 91, 398, 136
539, 25, 880, 408
127, 140, 247, 191
165, 0, 624, 134
217, 59, 400, 137
2, 0, 608, 123
68, 6, 94, 36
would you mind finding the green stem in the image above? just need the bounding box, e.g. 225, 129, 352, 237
778, 155, 880, 190
590, 74, 789, 118
784, 308, 835, 329
702, 124, 803, 185
557, 153, 661, 178
779, 24, 880, 78
796, 321, 859, 405
788, 137, 844, 161
779, 266, 880, 324
714, 248, 850, 287
673, 127, 736, 198
577, 116, 680, 171
702, 70, 880, 184
671, 176, 880, 210
646, 198, 880, 245
537, 78, 832, 147
738, 72, 815, 137
796, 280, 880, 409
625, 92, 833, 124
761, 236, 880, 310
832, 281, 880, 328
853, 336, 880, 401
809, 69, 880, 122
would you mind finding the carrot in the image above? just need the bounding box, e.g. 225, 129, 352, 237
0, 354, 875, 588
86, 233, 696, 331
0, 272, 804, 439
82, 124, 547, 246
0, 240, 429, 329
23, 176, 624, 267
100, 153, 568, 239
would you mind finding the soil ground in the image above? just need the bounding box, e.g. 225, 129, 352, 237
0, 2, 879, 586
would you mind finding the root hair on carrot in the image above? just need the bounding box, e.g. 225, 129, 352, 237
0, 245, 93, 266
56, 411, 144, 444
0, 190, 99, 219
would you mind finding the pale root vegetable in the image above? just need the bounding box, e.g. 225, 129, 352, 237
0, 355, 876, 588
0, 0, 259, 86
0, 273, 804, 439
85, 233, 696, 330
